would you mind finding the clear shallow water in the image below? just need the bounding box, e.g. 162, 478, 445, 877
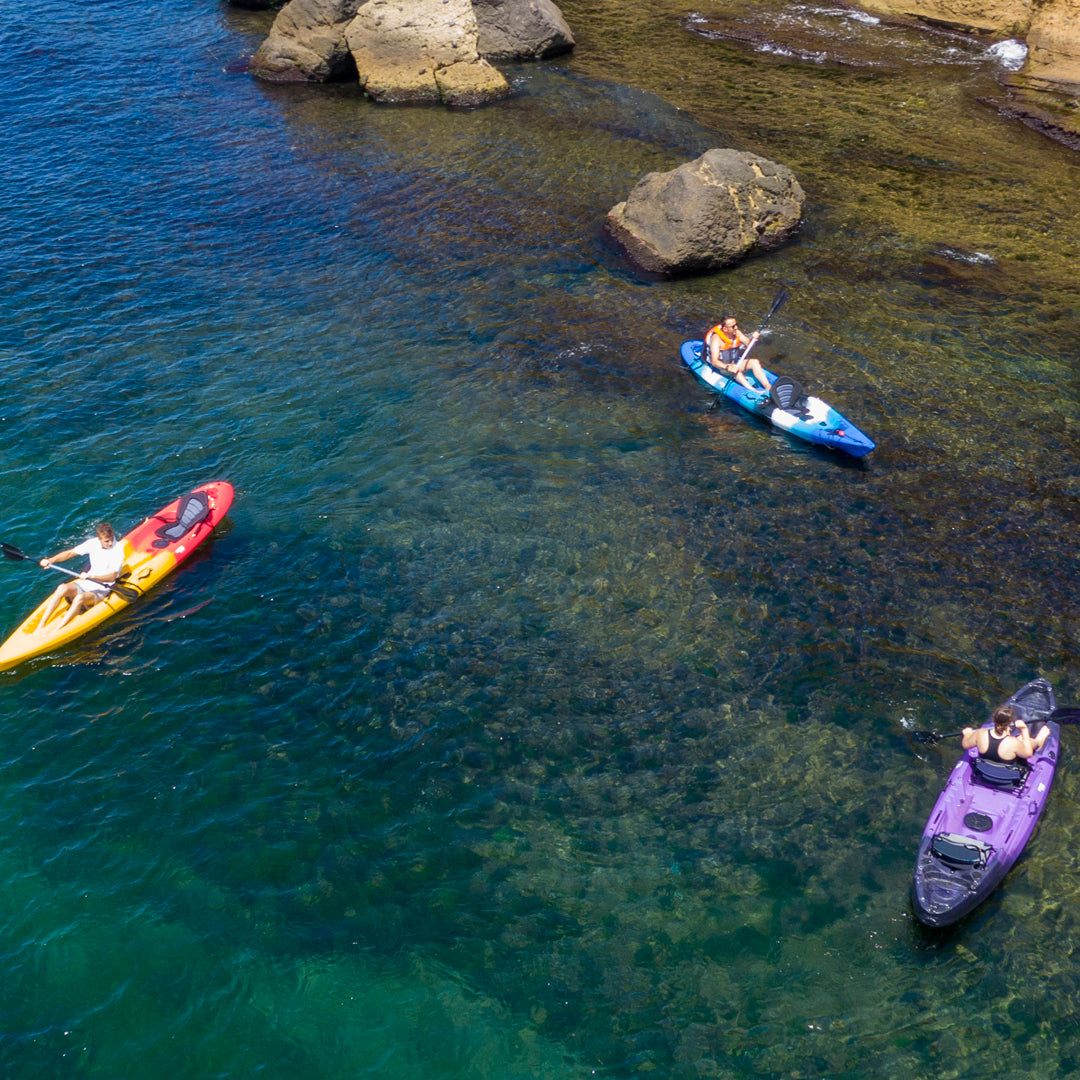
2, 1, 1080, 1077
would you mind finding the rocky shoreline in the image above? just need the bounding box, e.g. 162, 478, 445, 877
857, 0, 1080, 145
235, 0, 1080, 147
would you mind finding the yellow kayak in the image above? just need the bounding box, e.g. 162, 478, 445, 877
0, 482, 233, 672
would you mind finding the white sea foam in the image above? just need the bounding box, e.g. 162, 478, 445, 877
988, 38, 1027, 70
795, 5, 880, 24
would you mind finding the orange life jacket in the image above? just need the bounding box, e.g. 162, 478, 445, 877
707, 325, 738, 350
706, 325, 740, 363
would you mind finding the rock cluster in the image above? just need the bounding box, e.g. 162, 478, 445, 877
605, 150, 805, 276
247, 0, 575, 106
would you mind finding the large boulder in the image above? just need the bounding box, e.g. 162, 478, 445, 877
344, 0, 509, 105
472, 0, 575, 60
605, 149, 805, 276
247, 0, 574, 104
249, 0, 362, 82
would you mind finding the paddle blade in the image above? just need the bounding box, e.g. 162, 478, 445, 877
110, 580, 141, 603
910, 730, 943, 745
766, 286, 789, 321
1050, 707, 1080, 724
0, 542, 30, 562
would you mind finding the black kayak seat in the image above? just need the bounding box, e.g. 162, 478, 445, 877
931, 832, 992, 869
152, 490, 211, 548
769, 376, 808, 413
972, 756, 1029, 791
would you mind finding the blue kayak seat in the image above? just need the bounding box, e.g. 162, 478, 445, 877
769, 376, 810, 416
151, 490, 211, 548
931, 832, 992, 870
972, 756, 1029, 791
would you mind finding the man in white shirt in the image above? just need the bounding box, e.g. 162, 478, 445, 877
37, 522, 126, 631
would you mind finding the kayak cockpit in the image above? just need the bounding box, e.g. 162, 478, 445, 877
971, 756, 1030, 792
930, 832, 993, 870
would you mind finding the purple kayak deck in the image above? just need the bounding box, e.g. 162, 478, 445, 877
912, 678, 1059, 928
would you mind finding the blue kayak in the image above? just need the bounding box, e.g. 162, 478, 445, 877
680, 340, 876, 457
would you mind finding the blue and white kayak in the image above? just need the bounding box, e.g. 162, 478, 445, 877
680, 340, 876, 458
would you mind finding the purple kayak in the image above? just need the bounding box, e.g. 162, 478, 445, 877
912, 678, 1060, 928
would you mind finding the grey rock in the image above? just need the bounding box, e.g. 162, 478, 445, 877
606, 149, 805, 275
249, 0, 362, 82
473, 0, 575, 60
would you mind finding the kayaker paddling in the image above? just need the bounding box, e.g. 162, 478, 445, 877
912, 679, 1060, 927
36, 523, 125, 632
704, 316, 774, 394
962, 704, 1049, 760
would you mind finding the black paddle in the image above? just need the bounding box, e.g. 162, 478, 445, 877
910, 728, 965, 746
911, 706, 1080, 745
736, 286, 789, 364
0, 541, 141, 602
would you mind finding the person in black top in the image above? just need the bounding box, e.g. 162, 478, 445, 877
962, 704, 1049, 760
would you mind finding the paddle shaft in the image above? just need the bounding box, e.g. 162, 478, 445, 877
914, 710, 1079, 745
1, 541, 139, 602
738, 286, 789, 363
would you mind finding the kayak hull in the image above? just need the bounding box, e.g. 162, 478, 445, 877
0, 481, 234, 672
911, 678, 1059, 928
680, 340, 875, 457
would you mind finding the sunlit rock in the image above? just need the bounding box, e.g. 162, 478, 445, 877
249, 0, 362, 82
1025, 0, 1080, 87
345, 0, 509, 105
855, 0, 1080, 91
472, 0, 575, 60
605, 149, 805, 276
247, 0, 573, 106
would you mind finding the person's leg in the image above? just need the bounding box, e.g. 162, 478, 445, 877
746, 358, 773, 390
38, 582, 77, 631
56, 590, 97, 629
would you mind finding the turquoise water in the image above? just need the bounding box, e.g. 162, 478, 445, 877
3, 1, 1080, 1077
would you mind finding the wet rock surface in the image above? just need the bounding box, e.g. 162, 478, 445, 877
606, 149, 805, 276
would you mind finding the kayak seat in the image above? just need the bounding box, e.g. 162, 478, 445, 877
151, 491, 211, 549
972, 756, 1029, 791
931, 832, 992, 870
769, 376, 810, 417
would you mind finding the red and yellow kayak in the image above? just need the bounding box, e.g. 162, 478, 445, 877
0, 481, 234, 672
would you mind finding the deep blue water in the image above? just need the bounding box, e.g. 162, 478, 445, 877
3, 1, 1080, 1077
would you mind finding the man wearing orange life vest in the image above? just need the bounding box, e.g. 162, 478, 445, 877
705, 316, 775, 394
